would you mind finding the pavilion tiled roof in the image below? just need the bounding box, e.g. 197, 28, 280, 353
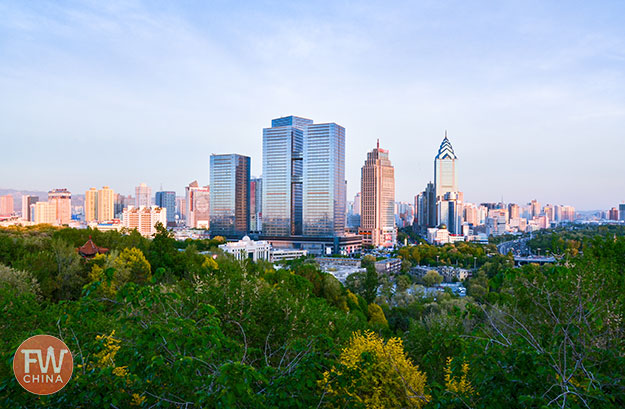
77, 236, 109, 258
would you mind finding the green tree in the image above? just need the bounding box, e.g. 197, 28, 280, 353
423, 270, 443, 287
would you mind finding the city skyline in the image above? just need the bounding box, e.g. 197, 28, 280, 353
2, 1, 625, 209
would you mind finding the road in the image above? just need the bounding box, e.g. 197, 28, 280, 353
498, 237, 557, 265
497, 237, 530, 256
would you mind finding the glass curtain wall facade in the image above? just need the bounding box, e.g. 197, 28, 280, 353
155, 191, 176, 225
303, 123, 346, 237
262, 116, 310, 236
250, 178, 263, 232
210, 154, 250, 237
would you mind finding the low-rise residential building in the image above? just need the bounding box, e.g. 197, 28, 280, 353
374, 258, 402, 274
219, 236, 307, 262
122, 206, 167, 237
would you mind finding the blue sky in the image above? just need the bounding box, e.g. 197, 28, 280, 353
1, 0, 624, 209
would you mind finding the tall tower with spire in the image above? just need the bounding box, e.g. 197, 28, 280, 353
433, 132, 463, 234
434, 131, 458, 200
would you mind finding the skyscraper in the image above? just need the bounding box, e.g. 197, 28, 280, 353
303, 122, 346, 237
353, 192, 361, 216
529, 200, 541, 219
434, 132, 458, 200
21, 195, 38, 221
210, 154, 250, 237
620, 204, 625, 222
508, 203, 520, 221
155, 191, 176, 226
250, 177, 262, 232
97, 186, 114, 221
85, 186, 115, 222
359, 141, 396, 247
262, 116, 308, 236
48, 189, 72, 225
0, 195, 14, 217
135, 183, 152, 208
416, 182, 437, 232
85, 188, 98, 222
185, 181, 210, 229
433, 133, 463, 234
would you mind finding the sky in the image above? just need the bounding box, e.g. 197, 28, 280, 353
1, 0, 624, 210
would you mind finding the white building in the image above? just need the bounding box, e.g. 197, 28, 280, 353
219, 236, 307, 262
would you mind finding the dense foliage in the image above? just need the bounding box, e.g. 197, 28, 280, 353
1, 225, 624, 408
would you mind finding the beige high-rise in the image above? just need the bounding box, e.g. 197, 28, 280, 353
85, 186, 115, 222
85, 188, 98, 222
97, 186, 114, 221
359, 141, 396, 247
48, 189, 71, 225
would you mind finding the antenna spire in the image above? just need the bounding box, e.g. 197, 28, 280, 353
377, 138, 379, 149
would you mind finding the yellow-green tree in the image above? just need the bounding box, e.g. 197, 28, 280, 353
368, 303, 388, 327
321, 330, 429, 408
114, 247, 151, 283
88, 248, 151, 296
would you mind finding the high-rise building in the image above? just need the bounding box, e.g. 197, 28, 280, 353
529, 200, 541, 219
262, 116, 308, 236
48, 189, 72, 225
619, 204, 625, 222
561, 205, 576, 222
508, 203, 520, 221
0, 194, 14, 216
359, 141, 396, 247
250, 177, 262, 232
395, 202, 414, 229
259, 116, 360, 255
416, 182, 437, 231
303, 122, 346, 237
34, 201, 56, 224
85, 188, 98, 222
433, 134, 463, 234
347, 192, 361, 229
114, 194, 132, 219
97, 186, 114, 221
543, 204, 554, 222
554, 205, 562, 222
176, 197, 186, 219
21, 195, 38, 221
609, 207, 619, 220
210, 154, 250, 237
438, 191, 463, 234
155, 191, 176, 226
353, 193, 361, 215
463, 203, 480, 226
135, 183, 152, 208
85, 186, 115, 222
434, 132, 458, 200
185, 181, 210, 229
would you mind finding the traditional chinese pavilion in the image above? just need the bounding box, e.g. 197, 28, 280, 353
77, 236, 109, 258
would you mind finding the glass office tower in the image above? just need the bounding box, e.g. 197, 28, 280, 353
155, 191, 176, 225
303, 122, 346, 237
262, 116, 311, 236
209, 154, 250, 237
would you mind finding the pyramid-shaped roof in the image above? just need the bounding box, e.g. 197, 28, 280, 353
436, 132, 457, 160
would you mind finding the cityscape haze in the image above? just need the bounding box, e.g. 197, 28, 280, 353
1, 1, 625, 209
